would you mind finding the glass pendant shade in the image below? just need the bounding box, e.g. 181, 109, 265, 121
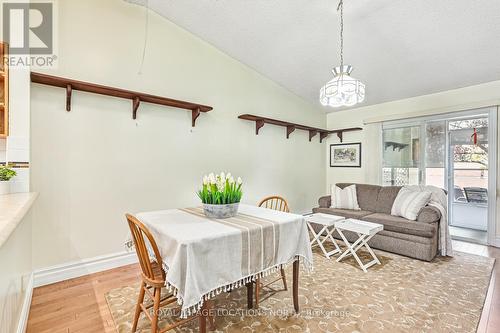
320, 65, 365, 107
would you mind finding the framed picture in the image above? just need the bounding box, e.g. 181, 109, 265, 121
330, 143, 362, 167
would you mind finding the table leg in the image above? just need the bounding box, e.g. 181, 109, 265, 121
307, 223, 340, 258
363, 236, 381, 265
336, 229, 364, 261
336, 231, 380, 272
324, 227, 341, 255
199, 302, 207, 333
315, 227, 330, 257
246, 282, 253, 309
308, 223, 327, 248
293, 257, 299, 313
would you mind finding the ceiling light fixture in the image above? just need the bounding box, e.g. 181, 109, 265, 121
320, 0, 365, 108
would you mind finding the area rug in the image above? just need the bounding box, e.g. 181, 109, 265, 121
105, 247, 495, 333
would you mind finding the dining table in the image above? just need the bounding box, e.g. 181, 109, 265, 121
133, 203, 313, 330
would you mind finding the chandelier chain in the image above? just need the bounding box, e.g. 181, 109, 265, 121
338, 0, 344, 70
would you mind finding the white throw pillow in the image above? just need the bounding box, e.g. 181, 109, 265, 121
330, 185, 361, 210
391, 187, 432, 220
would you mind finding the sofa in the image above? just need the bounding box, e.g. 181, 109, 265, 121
313, 183, 442, 261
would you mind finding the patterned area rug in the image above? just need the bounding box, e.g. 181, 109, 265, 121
105, 247, 494, 333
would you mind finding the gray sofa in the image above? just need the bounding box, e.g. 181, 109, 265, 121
313, 183, 441, 261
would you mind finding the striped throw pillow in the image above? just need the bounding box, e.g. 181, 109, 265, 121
391, 187, 432, 220
331, 185, 361, 210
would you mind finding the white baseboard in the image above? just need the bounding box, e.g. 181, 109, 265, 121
490, 237, 500, 248
16, 273, 33, 333
33, 251, 138, 288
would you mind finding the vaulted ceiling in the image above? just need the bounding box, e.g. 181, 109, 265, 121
125, 0, 500, 111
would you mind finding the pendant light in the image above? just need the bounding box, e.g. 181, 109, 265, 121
320, 0, 365, 107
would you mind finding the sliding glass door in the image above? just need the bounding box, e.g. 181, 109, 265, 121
424, 121, 446, 188
448, 117, 489, 237
382, 125, 421, 186
381, 108, 496, 245
382, 120, 447, 187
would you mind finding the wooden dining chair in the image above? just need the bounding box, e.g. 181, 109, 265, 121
258, 195, 290, 213
126, 214, 214, 333
255, 196, 290, 307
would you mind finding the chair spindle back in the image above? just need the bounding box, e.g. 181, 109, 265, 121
126, 213, 165, 284
258, 195, 290, 213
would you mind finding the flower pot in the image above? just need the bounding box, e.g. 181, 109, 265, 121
203, 203, 239, 219
0, 181, 10, 195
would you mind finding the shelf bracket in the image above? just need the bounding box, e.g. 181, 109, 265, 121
255, 119, 265, 135
286, 125, 295, 139
309, 130, 318, 142
66, 84, 72, 112
192, 107, 201, 127
320, 132, 329, 143
337, 131, 343, 143
132, 97, 140, 120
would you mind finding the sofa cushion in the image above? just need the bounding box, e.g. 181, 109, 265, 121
354, 184, 381, 212
336, 183, 381, 212
375, 186, 402, 214
318, 195, 331, 208
417, 206, 441, 223
312, 207, 373, 219
362, 213, 437, 238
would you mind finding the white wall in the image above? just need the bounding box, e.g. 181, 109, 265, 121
30, 0, 326, 269
325, 80, 500, 240
0, 211, 32, 333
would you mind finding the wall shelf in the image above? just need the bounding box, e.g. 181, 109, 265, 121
384, 141, 409, 151
30, 72, 213, 127
238, 114, 362, 143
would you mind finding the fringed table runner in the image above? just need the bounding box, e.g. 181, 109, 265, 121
133, 204, 313, 318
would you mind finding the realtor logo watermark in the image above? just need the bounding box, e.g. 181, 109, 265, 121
2, 1, 58, 68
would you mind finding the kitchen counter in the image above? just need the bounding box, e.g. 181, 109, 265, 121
0, 192, 38, 248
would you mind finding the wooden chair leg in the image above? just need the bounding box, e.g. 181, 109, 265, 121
254, 277, 260, 308
280, 268, 288, 291
132, 282, 146, 332
151, 287, 161, 333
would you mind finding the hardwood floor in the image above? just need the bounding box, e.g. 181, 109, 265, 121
26, 241, 500, 333
26, 264, 141, 333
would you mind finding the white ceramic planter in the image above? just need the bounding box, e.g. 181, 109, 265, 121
203, 203, 240, 219
0, 181, 10, 195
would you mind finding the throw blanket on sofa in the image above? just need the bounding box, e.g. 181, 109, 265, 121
405, 185, 453, 256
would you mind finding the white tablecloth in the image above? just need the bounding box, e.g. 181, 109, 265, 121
134, 204, 313, 317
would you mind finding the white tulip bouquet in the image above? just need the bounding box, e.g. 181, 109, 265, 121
197, 172, 243, 205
